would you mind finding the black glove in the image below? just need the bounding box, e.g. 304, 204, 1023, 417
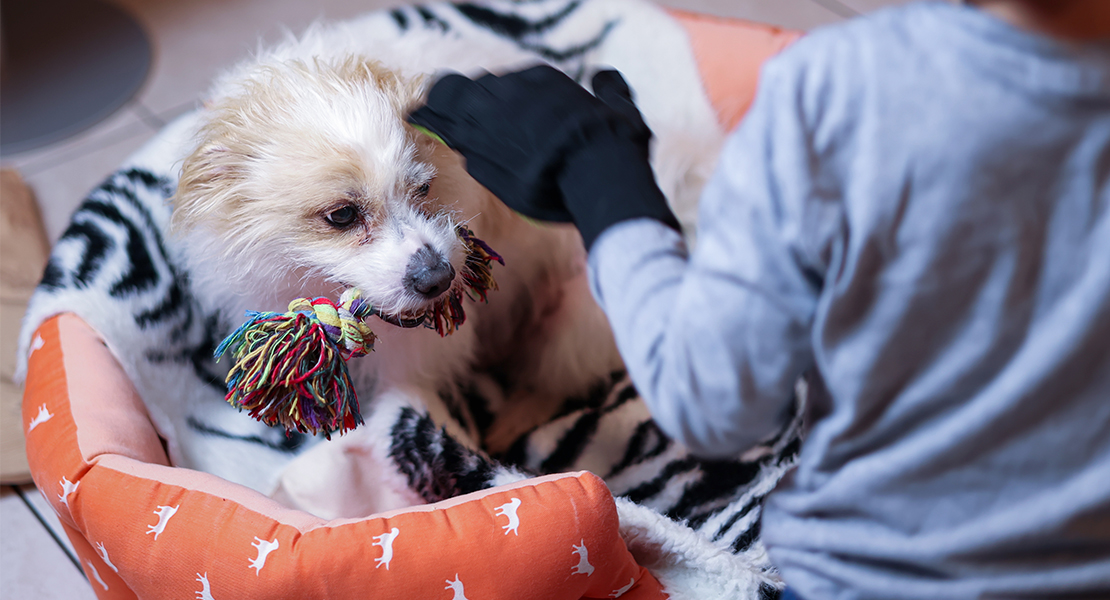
408, 65, 680, 250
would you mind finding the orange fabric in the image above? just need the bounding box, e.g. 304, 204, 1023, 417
666, 9, 803, 132
23, 314, 667, 600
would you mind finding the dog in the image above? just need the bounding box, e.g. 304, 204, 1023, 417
167, 0, 748, 521
171, 34, 627, 514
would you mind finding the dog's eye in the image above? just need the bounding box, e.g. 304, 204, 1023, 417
325, 205, 359, 228
416, 182, 431, 198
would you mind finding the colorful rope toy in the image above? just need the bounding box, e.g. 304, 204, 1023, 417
215, 227, 503, 438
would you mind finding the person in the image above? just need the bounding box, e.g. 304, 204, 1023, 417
408, 1, 1110, 598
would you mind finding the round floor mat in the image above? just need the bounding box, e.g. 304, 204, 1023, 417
1, 0, 152, 157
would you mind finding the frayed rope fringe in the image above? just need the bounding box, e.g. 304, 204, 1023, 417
215, 226, 502, 437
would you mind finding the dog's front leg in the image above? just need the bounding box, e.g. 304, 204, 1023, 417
386, 396, 530, 504
269, 386, 433, 519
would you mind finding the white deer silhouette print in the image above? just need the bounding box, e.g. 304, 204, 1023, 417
86, 560, 109, 591
445, 574, 469, 600
372, 527, 400, 570
610, 577, 635, 598
196, 572, 215, 600
27, 404, 53, 432
146, 504, 179, 540
249, 537, 280, 574
58, 477, 79, 508
29, 334, 44, 357
94, 541, 119, 573
494, 497, 521, 536
571, 540, 595, 576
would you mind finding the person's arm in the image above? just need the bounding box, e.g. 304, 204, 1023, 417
596, 59, 837, 456
410, 61, 834, 457
408, 67, 681, 250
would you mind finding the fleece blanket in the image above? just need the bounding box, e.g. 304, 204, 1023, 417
18, 1, 803, 597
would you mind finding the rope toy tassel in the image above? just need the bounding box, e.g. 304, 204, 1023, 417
459, 227, 504, 302
422, 227, 505, 336
215, 289, 376, 438
215, 229, 502, 437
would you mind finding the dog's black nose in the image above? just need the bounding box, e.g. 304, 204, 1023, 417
404, 244, 456, 299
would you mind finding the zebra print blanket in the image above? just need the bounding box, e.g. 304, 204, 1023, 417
18, 1, 801, 597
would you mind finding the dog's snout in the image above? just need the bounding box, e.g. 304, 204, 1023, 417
404, 244, 455, 299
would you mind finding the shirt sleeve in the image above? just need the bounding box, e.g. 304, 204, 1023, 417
588, 55, 838, 457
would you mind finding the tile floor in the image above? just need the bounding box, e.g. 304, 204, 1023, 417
0, 0, 911, 596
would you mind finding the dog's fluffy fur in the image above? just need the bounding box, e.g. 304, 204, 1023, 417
172, 41, 624, 512
170, 0, 729, 516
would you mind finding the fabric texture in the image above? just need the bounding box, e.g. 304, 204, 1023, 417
588, 2, 1110, 599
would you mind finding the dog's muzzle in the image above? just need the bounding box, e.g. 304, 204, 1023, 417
370, 225, 502, 334
404, 244, 455, 299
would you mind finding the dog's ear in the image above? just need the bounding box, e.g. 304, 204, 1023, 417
183, 141, 243, 186
171, 140, 250, 233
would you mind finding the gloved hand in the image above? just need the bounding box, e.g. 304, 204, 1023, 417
407, 65, 680, 250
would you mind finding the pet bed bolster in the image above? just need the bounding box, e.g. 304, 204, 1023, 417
23, 313, 666, 600
665, 8, 803, 131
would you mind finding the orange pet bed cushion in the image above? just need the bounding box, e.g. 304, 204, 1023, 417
23, 314, 666, 600
666, 9, 802, 131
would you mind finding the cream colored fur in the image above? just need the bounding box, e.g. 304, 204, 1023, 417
169, 0, 725, 517
173, 50, 625, 513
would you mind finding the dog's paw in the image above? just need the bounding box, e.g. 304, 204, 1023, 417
271, 425, 425, 518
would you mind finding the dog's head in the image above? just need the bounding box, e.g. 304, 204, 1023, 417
173, 56, 487, 319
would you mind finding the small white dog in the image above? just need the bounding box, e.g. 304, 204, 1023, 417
170, 0, 725, 517
172, 50, 624, 514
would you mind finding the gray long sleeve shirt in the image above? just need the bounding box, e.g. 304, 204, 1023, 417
588, 3, 1110, 598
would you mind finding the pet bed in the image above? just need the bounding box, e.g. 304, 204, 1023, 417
24, 313, 663, 599
18, 1, 802, 598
